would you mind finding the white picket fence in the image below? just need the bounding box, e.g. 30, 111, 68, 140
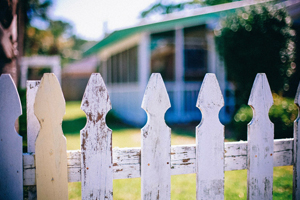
0, 72, 299, 200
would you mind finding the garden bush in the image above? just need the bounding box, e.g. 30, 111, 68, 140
233, 94, 298, 140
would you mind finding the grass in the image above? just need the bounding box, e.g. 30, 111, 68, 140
63, 101, 293, 200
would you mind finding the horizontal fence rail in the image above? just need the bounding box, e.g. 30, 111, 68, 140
23, 138, 293, 185
0, 72, 299, 200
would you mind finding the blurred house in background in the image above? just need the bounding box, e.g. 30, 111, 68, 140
62, 0, 300, 126
62, 55, 98, 100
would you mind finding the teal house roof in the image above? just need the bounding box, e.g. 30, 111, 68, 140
83, 0, 272, 57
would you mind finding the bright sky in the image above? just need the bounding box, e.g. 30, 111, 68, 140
49, 0, 162, 41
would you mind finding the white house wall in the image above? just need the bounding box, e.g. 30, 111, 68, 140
98, 33, 142, 61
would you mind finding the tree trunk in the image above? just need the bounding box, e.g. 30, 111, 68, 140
0, 0, 19, 86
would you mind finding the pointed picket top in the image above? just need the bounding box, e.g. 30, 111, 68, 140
34, 73, 68, 200
248, 73, 273, 115
80, 73, 113, 200
247, 73, 274, 200
141, 73, 171, 119
293, 82, 300, 199
0, 74, 23, 199
196, 73, 224, 118
0, 74, 22, 123
81, 73, 111, 123
196, 73, 225, 200
34, 73, 65, 125
141, 73, 171, 199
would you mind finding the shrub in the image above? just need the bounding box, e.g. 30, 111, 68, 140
233, 94, 298, 140
215, 3, 296, 108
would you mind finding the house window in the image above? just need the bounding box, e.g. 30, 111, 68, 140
150, 31, 175, 81
184, 25, 207, 81
106, 46, 138, 84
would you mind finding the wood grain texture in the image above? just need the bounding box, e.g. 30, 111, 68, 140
34, 73, 68, 200
141, 73, 171, 199
196, 73, 224, 200
293, 82, 300, 200
22, 138, 293, 185
81, 73, 113, 200
0, 74, 23, 200
247, 73, 274, 200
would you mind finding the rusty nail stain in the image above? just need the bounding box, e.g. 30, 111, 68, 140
255, 155, 257, 157
87, 167, 89, 170
270, 153, 273, 156
167, 162, 169, 164
148, 163, 150, 166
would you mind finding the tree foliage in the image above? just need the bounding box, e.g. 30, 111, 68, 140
23, 1, 88, 65
215, 3, 296, 107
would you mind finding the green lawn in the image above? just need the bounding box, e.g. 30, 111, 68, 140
63, 101, 293, 200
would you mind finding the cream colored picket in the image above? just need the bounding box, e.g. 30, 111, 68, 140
247, 73, 274, 200
1, 72, 299, 199
141, 73, 171, 199
293, 82, 300, 200
34, 73, 68, 200
196, 73, 225, 199
80, 73, 113, 200
0, 74, 23, 200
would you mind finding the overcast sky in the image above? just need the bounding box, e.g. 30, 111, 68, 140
48, 0, 165, 41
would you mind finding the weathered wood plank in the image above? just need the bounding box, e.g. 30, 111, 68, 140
81, 73, 113, 200
293, 82, 300, 200
0, 74, 23, 200
27, 80, 40, 200
196, 73, 224, 199
22, 138, 293, 185
247, 73, 274, 200
27, 81, 41, 153
141, 73, 171, 199
34, 73, 68, 200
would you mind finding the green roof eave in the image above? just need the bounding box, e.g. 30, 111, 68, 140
83, 7, 235, 57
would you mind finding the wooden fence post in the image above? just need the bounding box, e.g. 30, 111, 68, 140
141, 73, 171, 199
81, 73, 113, 200
0, 74, 23, 200
26, 80, 40, 200
196, 73, 224, 200
34, 73, 68, 200
293, 82, 300, 200
247, 73, 274, 200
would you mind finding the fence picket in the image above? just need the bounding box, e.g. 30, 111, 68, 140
141, 73, 171, 199
247, 73, 274, 200
293, 82, 300, 200
81, 73, 113, 200
196, 73, 224, 199
27, 81, 41, 152
26, 80, 40, 200
0, 74, 23, 200
34, 73, 68, 200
